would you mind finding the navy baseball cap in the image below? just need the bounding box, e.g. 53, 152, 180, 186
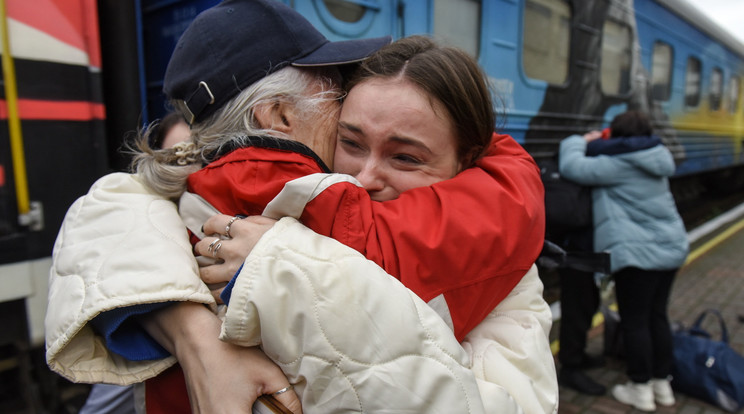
164, 0, 392, 124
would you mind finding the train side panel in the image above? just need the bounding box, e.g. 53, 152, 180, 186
635, 0, 744, 175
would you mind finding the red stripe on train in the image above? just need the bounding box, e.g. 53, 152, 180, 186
0, 99, 105, 121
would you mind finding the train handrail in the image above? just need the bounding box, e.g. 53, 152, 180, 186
0, 0, 28, 215
0, 0, 41, 230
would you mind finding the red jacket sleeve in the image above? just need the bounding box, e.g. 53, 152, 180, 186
300, 134, 546, 340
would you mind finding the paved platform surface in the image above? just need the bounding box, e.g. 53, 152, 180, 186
556, 217, 744, 413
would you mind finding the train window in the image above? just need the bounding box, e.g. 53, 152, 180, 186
433, 0, 481, 57
729, 76, 741, 114
685, 57, 701, 108
651, 42, 673, 101
600, 20, 631, 95
709, 67, 723, 111
522, 0, 571, 84
322, 0, 366, 22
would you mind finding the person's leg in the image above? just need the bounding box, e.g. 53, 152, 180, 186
649, 269, 677, 406
613, 267, 654, 383
649, 269, 676, 379
558, 268, 598, 368
558, 267, 605, 395
612, 267, 656, 411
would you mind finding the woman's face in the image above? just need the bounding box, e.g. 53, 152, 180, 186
334, 78, 461, 201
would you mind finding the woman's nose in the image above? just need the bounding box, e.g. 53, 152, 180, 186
355, 162, 385, 193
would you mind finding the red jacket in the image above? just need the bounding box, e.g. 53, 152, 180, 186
189, 133, 544, 340
146, 133, 545, 413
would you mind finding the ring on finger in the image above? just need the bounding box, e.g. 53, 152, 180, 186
211, 242, 223, 259
207, 238, 220, 254
271, 384, 294, 396
225, 216, 240, 239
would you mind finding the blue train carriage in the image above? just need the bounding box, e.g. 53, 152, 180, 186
636, 0, 744, 189
485, 0, 744, 198
136, 0, 744, 192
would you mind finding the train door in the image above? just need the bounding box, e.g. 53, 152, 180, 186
516, 0, 645, 161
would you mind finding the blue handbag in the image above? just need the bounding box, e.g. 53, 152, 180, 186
671, 309, 744, 412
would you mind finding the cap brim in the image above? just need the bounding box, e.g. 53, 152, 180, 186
292, 35, 392, 66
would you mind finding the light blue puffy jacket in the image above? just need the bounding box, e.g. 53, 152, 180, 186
559, 135, 689, 273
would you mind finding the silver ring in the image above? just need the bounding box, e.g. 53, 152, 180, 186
207, 238, 220, 254
211, 242, 222, 259
271, 384, 293, 396
225, 216, 240, 238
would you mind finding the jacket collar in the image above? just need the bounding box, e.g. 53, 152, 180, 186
204, 135, 331, 172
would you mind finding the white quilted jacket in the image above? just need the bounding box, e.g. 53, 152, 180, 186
46, 173, 558, 413
223, 217, 557, 414
45, 173, 215, 384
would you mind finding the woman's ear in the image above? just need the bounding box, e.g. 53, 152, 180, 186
253, 101, 296, 134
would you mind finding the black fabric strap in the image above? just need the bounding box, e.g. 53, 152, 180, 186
204, 135, 332, 173
184, 82, 216, 124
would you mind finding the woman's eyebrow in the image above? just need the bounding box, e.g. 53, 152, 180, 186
339, 121, 431, 154
338, 121, 362, 134
389, 136, 432, 154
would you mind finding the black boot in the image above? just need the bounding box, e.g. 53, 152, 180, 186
559, 369, 607, 395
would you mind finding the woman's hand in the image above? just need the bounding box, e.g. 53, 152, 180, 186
183, 340, 302, 414
583, 130, 603, 142
195, 215, 278, 302
142, 301, 302, 413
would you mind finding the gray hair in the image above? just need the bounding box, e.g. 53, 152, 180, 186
131, 66, 342, 200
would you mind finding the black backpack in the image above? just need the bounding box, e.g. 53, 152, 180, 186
539, 155, 593, 241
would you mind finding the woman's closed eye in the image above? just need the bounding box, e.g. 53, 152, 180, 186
392, 153, 423, 165
338, 137, 365, 154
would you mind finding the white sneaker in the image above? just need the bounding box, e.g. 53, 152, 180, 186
612, 381, 656, 412
650, 378, 676, 406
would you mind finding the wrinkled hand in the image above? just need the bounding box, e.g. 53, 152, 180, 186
143, 302, 302, 413
195, 214, 278, 302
